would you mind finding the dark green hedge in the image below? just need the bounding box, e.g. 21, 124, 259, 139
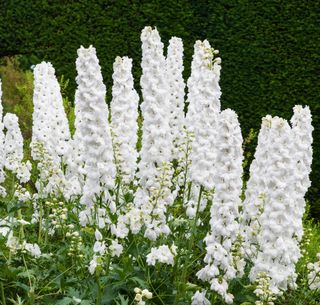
0, 0, 319, 216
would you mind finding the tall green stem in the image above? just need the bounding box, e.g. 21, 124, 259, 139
0, 281, 6, 305
38, 199, 43, 243
174, 186, 203, 305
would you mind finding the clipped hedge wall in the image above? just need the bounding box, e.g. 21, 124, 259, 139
0, 0, 319, 216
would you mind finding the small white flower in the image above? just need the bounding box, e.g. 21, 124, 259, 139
24, 243, 41, 258
95, 229, 103, 241
109, 240, 123, 257
146, 244, 176, 266
191, 290, 210, 305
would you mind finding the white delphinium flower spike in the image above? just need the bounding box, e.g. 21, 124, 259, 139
166, 37, 185, 159
3, 113, 31, 183
197, 109, 244, 304
250, 116, 300, 295
74, 45, 116, 207
186, 40, 221, 190
290, 105, 313, 241
0, 80, 6, 195
137, 26, 173, 190
241, 115, 272, 259
32, 62, 70, 162
133, 27, 175, 238
111, 56, 139, 183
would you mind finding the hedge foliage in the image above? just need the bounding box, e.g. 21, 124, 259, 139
0, 0, 319, 216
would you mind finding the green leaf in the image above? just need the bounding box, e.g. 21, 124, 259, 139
56, 297, 73, 305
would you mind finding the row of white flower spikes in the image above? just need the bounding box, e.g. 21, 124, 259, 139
0, 26, 313, 304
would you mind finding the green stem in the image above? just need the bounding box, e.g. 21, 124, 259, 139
17, 209, 25, 240
115, 178, 121, 207
22, 254, 35, 304
95, 274, 102, 305
10, 173, 16, 201
174, 185, 203, 305
38, 199, 43, 244
0, 281, 6, 305
37, 181, 44, 244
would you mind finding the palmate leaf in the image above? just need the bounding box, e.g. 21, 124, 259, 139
55, 297, 73, 305
116, 294, 129, 305
17, 270, 35, 279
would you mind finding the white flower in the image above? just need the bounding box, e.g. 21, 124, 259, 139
95, 229, 103, 241
89, 255, 98, 275
73, 45, 116, 207
14, 185, 31, 202
249, 116, 301, 294
6, 231, 21, 253
3, 113, 31, 183
307, 254, 320, 290
191, 290, 210, 305
166, 37, 186, 159
290, 105, 313, 241
146, 244, 176, 266
137, 27, 173, 190
32, 62, 70, 163
111, 56, 139, 183
186, 40, 221, 189
141, 289, 152, 299
24, 243, 41, 258
93, 241, 106, 255
197, 110, 243, 303
242, 115, 272, 258
109, 240, 123, 257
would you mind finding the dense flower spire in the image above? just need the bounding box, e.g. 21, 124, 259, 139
242, 115, 272, 258
290, 105, 313, 240
197, 109, 244, 304
137, 26, 173, 189
31, 62, 70, 162
186, 40, 221, 189
3, 113, 31, 183
74, 45, 116, 207
111, 56, 139, 183
250, 116, 300, 294
166, 37, 185, 158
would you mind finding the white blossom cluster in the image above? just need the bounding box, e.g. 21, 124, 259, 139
146, 244, 177, 266
191, 290, 211, 305
111, 56, 139, 183
307, 253, 320, 290
3, 113, 31, 183
0, 26, 315, 305
242, 116, 272, 259
249, 117, 301, 294
137, 26, 173, 189
31, 141, 67, 197
290, 105, 313, 241
197, 109, 244, 304
73, 46, 116, 207
32, 62, 70, 162
89, 228, 123, 274
134, 287, 153, 305
186, 40, 221, 190
166, 37, 185, 158
6, 231, 41, 258
254, 272, 278, 305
